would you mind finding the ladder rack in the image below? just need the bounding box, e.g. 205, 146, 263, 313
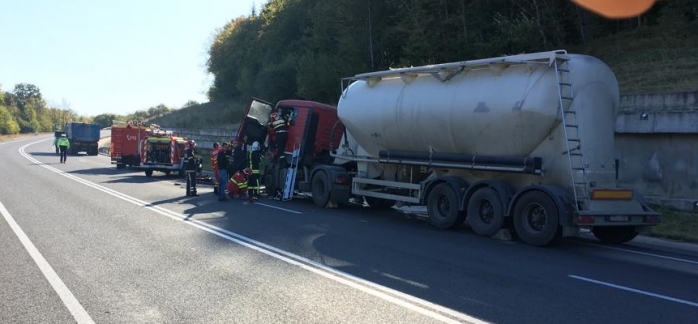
554, 58, 590, 211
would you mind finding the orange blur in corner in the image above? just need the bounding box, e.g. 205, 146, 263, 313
572, 0, 656, 18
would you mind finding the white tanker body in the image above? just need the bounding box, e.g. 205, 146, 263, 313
332, 50, 659, 246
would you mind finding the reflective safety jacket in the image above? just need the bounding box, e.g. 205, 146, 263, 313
57, 137, 70, 147
271, 116, 288, 133
210, 148, 219, 170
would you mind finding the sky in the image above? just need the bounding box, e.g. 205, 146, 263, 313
0, 0, 261, 117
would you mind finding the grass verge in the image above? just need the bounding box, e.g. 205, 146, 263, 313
646, 205, 698, 243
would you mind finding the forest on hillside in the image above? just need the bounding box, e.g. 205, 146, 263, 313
207, 0, 698, 106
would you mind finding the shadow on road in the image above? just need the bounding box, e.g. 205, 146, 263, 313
29, 152, 61, 157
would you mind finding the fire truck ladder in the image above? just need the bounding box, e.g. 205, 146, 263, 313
282, 142, 301, 201
554, 57, 590, 211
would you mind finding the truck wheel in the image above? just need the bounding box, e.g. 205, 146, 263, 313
145, 169, 153, 177
178, 169, 185, 177
591, 226, 639, 244
164, 170, 171, 176
365, 196, 395, 209
512, 191, 561, 246
427, 183, 465, 229
467, 187, 505, 237
116, 163, 125, 170
311, 171, 331, 207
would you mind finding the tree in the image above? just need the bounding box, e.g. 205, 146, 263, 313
0, 106, 20, 135
93, 114, 116, 128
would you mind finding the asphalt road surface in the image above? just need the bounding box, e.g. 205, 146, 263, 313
1, 135, 697, 324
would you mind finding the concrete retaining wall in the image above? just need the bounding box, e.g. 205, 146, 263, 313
616, 91, 698, 211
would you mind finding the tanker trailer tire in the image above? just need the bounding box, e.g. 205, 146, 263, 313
591, 226, 639, 244
467, 187, 505, 237
145, 169, 153, 177
311, 171, 331, 207
512, 191, 561, 246
427, 183, 465, 230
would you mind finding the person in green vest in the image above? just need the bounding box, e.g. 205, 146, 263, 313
56, 134, 70, 164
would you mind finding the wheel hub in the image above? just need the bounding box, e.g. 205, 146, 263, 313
477, 200, 494, 224
525, 204, 547, 232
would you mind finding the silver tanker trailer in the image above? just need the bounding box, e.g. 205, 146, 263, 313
328, 50, 660, 246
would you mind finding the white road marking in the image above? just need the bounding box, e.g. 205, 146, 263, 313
569, 275, 698, 308
19, 141, 487, 324
254, 202, 303, 214
576, 241, 698, 265
0, 200, 96, 324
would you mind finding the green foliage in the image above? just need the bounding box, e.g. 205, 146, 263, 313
0, 106, 20, 135
650, 205, 698, 242
149, 98, 246, 129
1, 83, 76, 134
93, 114, 117, 128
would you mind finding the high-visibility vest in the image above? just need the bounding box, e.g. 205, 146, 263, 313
247, 151, 261, 174
211, 148, 219, 169
230, 171, 248, 189
57, 137, 70, 147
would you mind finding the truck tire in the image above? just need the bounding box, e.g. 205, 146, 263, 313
591, 226, 639, 244
311, 171, 331, 207
512, 191, 561, 246
427, 183, 465, 229
116, 163, 125, 170
145, 169, 153, 177
164, 170, 171, 176
467, 187, 505, 237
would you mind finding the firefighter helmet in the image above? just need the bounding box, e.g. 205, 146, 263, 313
251, 141, 260, 151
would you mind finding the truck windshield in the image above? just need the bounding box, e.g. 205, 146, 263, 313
248, 100, 273, 125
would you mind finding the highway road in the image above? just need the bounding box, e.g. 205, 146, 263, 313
1, 134, 697, 324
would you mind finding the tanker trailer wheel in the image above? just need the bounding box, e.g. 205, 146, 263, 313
145, 169, 153, 177
311, 171, 331, 207
467, 187, 505, 237
427, 183, 465, 229
512, 191, 561, 246
591, 226, 639, 244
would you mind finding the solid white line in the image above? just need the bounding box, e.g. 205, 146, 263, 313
18, 141, 487, 324
255, 202, 303, 214
576, 241, 698, 265
569, 275, 698, 308
0, 200, 96, 324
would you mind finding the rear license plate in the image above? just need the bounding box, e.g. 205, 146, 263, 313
607, 215, 630, 222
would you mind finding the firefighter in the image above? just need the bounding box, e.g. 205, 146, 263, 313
227, 167, 251, 199
211, 142, 220, 195
270, 110, 289, 163
184, 140, 199, 197
57, 134, 70, 163
247, 141, 262, 202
